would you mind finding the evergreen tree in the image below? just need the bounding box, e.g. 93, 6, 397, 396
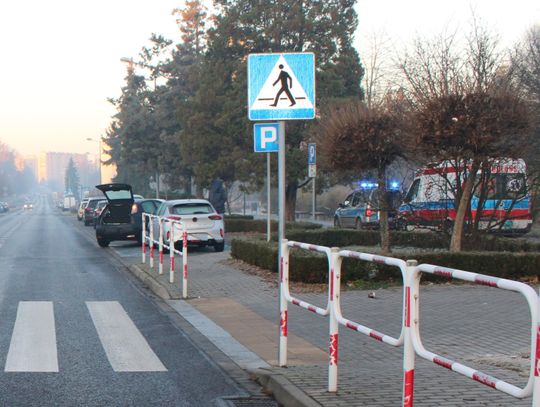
64, 158, 80, 195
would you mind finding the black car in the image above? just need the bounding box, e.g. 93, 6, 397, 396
94, 183, 162, 247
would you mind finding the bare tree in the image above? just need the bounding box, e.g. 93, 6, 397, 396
314, 100, 406, 254
398, 22, 531, 251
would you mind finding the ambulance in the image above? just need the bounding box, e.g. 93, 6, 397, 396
398, 158, 532, 234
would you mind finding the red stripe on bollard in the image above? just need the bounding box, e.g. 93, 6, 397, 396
369, 331, 384, 341
474, 277, 498, 287
183, 231, 187, 248
171, 256, 175, 271
307, 305, 317, 313
373, 256, 387, 265
346, 321, 359, 331
159, 251, 163, 263
433, 269, 452, 278
403, 369, 414, 407
292, 299, 300, 306
329, 333, 338, 366
142, 242, 146, 254
472, 372, 497, 388
535, 327, 540, 377
280, 311, 288, 337
280, 256, 283, 282
433, 356, 453, 370
183, 264, 188, 280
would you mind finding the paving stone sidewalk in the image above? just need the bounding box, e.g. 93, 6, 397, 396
114, 242, 535, 406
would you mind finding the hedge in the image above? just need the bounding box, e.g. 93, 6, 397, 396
231, 238, 540, 284
283, 229, 540, 253
225, 218, 322, 233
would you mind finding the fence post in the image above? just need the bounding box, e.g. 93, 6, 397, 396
158, 218, 164, 275
169, 224, 175, 283
279, 239, 289, 367
328, 247, 340, 392
142, 214, 147, 264
149, 216, 154, 269
403, 260, 418, 407
182, 229, 188, 298
533, 288, 540, 407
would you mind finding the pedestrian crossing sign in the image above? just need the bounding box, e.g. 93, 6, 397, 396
248, 53, 315, 121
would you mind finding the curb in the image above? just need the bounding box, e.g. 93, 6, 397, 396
126, 264, 177, 300
251, 369, 323, 407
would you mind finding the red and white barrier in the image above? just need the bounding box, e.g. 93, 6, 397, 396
141, 213, 189, 298
279, 240, 331, 367
278, 237, 540, 406
410, 263, 540, 402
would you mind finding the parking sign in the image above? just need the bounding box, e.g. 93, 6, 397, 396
254, 123, 280, 152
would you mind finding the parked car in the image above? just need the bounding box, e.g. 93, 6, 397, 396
334, 184, 402, 230
149, 199, 225, 252
77, 198, 89, 221
83, 197, 105, 226
94, 183, 162, 247
23, 202, 33, 210
92, 200, 108, 226
0, 202, 8, 213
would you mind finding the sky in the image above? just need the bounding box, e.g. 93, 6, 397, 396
0, 0, 538, 158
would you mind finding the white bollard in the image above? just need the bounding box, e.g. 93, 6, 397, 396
278, 239, 289, 367
532, 287, 540, 407
328, 247, 340, 392
149, 216, 154, 269
402, 260, 418, 407
169, 224, 175, 283
158, 218, 164, 275
142, 214, 147, 264
182, 229, 188, 299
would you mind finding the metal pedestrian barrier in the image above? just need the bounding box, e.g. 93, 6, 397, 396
142, 213, 189, 298
278, 238, 540, 406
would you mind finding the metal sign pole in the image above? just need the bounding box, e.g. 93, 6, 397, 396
277, 120, 286, 364
267, 152, 271, 242
312, 177, 316, 221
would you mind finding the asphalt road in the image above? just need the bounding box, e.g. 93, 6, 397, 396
0, 197, 242, 406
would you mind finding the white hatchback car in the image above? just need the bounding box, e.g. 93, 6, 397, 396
150, 199, 225, 252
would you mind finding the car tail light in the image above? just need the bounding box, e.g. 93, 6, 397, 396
220, 228, 224, 238
168, 215, 182, 221
365, 206, 373, 218
209, 214, 223, 220
131, 204, 139, 214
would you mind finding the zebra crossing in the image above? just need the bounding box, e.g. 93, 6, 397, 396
3, 301, 167, 373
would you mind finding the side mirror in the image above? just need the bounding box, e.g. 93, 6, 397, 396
338, 203, 344, 208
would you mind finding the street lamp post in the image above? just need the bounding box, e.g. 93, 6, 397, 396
86, 137, 102, 184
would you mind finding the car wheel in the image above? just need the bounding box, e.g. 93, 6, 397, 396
97, 239, 110, 248
334, 217, 342, 228
214, 242, 225, 252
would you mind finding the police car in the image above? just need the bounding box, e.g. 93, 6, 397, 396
334, 182, 403, 230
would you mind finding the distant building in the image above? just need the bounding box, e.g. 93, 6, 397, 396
37, 152, 96, 191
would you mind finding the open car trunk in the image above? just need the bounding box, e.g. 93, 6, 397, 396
96, 183, 134, 224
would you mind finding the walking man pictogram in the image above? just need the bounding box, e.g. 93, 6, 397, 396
270, 64, 296, 107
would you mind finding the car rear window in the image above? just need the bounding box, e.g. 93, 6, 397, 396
171, 203, 213, 215
104, 190, 132, 200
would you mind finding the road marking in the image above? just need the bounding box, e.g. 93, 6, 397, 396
86, 301, 167, 372
5, 301, 59, 372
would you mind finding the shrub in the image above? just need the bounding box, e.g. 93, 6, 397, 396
231, 238, 540, 284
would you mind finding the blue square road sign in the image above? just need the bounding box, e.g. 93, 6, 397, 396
254, 123, 280, 152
